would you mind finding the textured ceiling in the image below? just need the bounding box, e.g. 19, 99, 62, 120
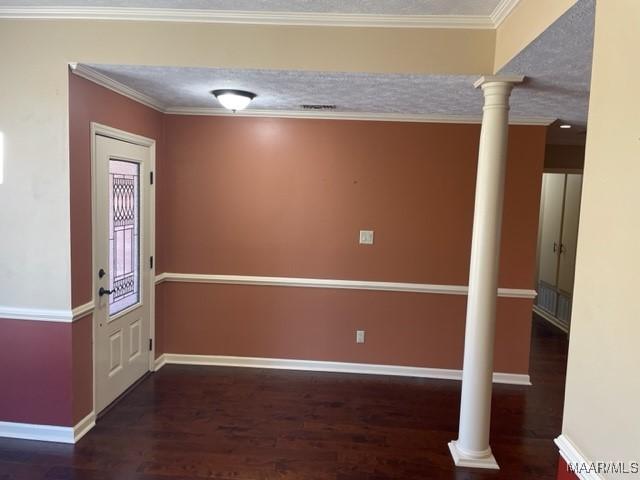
500, 0, 593, 145
82, 0, 593, 145
88, 65, 485, 117
0, 0, 503, 16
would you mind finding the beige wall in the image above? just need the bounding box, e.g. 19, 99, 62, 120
0, 40, 72, 310
561, 0, 640, 472
5, 20, 496, 75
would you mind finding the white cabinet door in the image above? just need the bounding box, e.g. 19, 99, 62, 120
538, 173, 565, 287
558, 174, 583, 294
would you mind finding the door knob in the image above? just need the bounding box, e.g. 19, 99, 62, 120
99, 287, 114, 297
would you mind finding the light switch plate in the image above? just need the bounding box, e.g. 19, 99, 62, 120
359, 230, 374, 245
356, 330, 365, 344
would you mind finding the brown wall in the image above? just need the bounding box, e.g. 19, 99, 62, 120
69, 72, 166, 308
163, 284, 533, 372
71, 315, 93, 424
162, 117, 543, 288
545, 144, 585, 171
0, 319, 73, 425
161, 116, 546, 374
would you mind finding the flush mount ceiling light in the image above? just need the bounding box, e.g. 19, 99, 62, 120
211, 89, 257, 112
560, 124, 572, 129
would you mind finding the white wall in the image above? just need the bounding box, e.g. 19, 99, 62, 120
0, 47, 72, 310
561, 0, 640, 475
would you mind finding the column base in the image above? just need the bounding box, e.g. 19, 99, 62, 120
448, 441, 500, 470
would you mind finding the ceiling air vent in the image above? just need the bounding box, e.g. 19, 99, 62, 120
301, 104, 337, 110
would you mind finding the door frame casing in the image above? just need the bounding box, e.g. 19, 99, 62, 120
90, 122, 156, 415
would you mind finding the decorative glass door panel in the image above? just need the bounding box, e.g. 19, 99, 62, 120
109, 159, 140, 316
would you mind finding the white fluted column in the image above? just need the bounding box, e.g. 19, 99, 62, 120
448, 75, 523, 470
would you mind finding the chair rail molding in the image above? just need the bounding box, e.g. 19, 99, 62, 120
0, 300, 95, 323
155, 272, 537, 299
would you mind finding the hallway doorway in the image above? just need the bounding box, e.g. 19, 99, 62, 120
535, 171, 583, 332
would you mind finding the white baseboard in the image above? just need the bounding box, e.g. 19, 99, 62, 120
73, 412, 96, 442
555, 434, 604, 480
0, 411, 95, 444
153, 354, 167, 371
155, 353, 531, 385
533, 305, 569, 333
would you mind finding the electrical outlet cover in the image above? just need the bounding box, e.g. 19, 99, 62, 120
359, 230, 374, 245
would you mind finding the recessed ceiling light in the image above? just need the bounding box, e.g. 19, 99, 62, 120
211, 89, 257, 112
560, 124, 572, 129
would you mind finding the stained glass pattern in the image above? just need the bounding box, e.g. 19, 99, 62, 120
109, 160, 140, 316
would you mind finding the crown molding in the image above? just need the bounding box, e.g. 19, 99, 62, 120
0, 1, 524, 29
71, 64, 554, 126
70, 63, 164, 112
491, 0, 522, 27
166, 106, 485, 124
165, 106, 554, 126
1, 6, 498, 29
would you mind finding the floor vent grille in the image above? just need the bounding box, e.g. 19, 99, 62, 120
537, 281, 557, 314
557, 293, 572, 323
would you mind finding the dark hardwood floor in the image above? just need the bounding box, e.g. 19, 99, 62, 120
0, 315, 568, 480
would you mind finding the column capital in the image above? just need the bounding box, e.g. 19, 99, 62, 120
473, 75, 525, 89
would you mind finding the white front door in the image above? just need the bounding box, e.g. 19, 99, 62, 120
94, 133, 152, 414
